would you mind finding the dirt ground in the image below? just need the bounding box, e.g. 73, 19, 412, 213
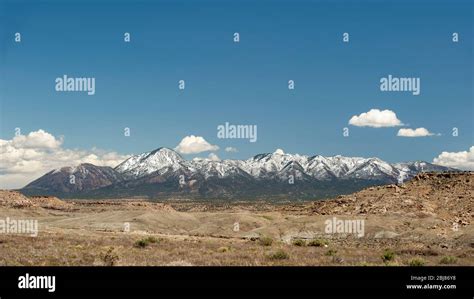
0, 172, 472, 266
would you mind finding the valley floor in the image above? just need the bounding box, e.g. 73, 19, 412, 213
0, 202, 472, 266
0, 172, 472, 266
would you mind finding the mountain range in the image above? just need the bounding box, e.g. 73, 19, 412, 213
20, 147, 456, 200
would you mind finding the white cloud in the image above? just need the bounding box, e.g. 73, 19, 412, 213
225, 147, 238, 153
397, 127, 435, 137
274, 148, 285, 155
433, 146, 474, 170
12, 129, 63, 149
208, 153, 221, 161
349, 109, 403, 128
191, 153, 221, 162
0, 130, 130, 189
174, 135, 219, 154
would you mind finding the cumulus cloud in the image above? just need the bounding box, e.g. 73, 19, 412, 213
191, 153, 221, 162
0, 130, 130, 189
349, 109, 403, 128
397, 127, 435, 137
225, 147, 238, 153
432, 146, 474, 170
12, 129, 63, 149
274, 149, 285, 155
174, 135, 219, 154
208, 153, 221, 161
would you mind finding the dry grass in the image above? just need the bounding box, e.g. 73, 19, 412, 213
0, 173, 472, 266
0, 229, 471, 266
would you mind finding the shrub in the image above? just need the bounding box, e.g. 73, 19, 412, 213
259, 236, 273, 247
408, 258, 426, 266
325, 249, 337, 256
308, 239, 328, 247
381, 249, 396, 262
439, 256, 457, 265
134, 240, 148, 248
217, 246, 230, 253
134, 236, 159, 248
101, 247, 120, 266
292, 239, 306, 247
267, 249, 289, 260
145, 236, 159, 244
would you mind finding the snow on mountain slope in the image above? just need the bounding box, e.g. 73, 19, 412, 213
22, 147, 457, 199
190, 158, 249, 179
239, 149, 309, 178
114, 147, 455, 182
306, 155, 366, 179
345, 158, 397, 179
115, 147, 186, 178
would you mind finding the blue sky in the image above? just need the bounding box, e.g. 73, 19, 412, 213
1, 0, 473, 164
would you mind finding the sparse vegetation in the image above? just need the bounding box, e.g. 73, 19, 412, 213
292, 239, 306, 247
134, 236, 159, 248
1, 172, 473, 266
134, 240, 148, 248
308, 239, 329, 247
217, 246, 230, 253
332, 256, 344, 264
100, 247, 120, 266
383, 261, 400, 266
439, 256, 457, 265
355, 262, 377, 266
381, 249, 396, 262
259, 236, 273, 247
408, 258, 426, 266
267, 249, 289, 260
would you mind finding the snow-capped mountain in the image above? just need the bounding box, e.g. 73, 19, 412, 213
21, 147, 457, 200
23, 163, 125, 193
239, 149, 309, 178
190, 158, 250, 179
115, 147, 186, 178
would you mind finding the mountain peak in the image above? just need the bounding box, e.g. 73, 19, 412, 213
114, 147, 184, 178
22, 149, 458, 200
52, 163, 93, 174
149, 147, 176, 153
